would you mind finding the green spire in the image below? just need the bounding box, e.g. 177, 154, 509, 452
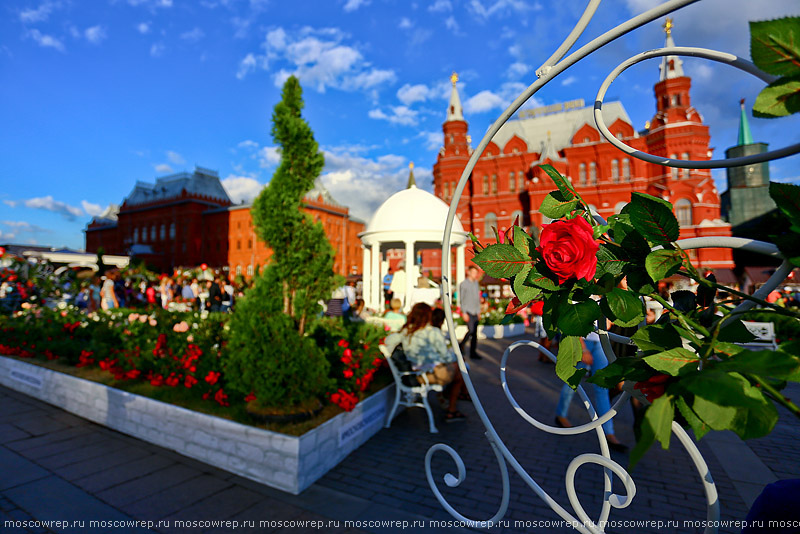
406, 162, 416, 188
737, 98, 754, 146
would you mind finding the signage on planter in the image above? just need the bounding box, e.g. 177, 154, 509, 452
338, 403, 386, 447
9, 369, 43, 390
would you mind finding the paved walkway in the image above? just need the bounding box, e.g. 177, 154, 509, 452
1, 330, 798, 533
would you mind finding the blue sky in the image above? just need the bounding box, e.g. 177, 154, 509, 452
1, 0, 798, 250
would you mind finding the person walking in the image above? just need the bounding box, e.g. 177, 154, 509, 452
458, 265, 483, 360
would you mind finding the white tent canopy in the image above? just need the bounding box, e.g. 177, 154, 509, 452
359, 181, 467, 312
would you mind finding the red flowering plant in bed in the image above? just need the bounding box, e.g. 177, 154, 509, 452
471, 164, 800, 466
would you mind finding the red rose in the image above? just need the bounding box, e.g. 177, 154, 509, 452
537, 217, 599, 283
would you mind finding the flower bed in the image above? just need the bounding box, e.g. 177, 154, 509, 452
0, 355, 392, 494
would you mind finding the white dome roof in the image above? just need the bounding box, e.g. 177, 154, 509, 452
361, 186, 466, 245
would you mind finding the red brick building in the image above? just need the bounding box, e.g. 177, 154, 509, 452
431, 29, 733, 272
85, 167, 364, 277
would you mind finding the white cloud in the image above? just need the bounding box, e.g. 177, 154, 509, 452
258, 146, 281, 167
320, 148, 416, 221
444, 16, 460, 33
343, 0, 369, 12
368, 106, 418, 126
3, 200, 17, 208
27, 29, 65, 52
126, 0, 173, 7
239, 27, 396, 94
180, 27, 205, 42
155, 163, 173, 173
397, 83, 431, 106
464, 81, 530, 114
418, 131, 443, 151
560, 75, 577, 86
506, 62, 531, 79
23, 196, 83, 221
137, 22, 151, 34
398, 17, 413, 30
85, 26, 107, 45
166, 151, 185, 165
468, 0, 530, 19
81, 201, 104, 217
19, 2, 59, 24
150, 43, 165, 57
429, 0, 452, 12
237, 140, 259, 149
221, 175, 264, 204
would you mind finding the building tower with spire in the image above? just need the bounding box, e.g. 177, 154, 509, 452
720, 100, 775, 228
430, 20, 734, 273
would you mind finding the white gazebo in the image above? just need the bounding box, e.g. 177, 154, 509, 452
359, 165, 468, 312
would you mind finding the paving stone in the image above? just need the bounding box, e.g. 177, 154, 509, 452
0, 423, 31, 444
52, 444, 152, 481
94, 464, 202, 508
73, 454, 174, 493
123, 474, 231, 519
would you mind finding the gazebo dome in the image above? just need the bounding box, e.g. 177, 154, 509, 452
362, 185, 466, 241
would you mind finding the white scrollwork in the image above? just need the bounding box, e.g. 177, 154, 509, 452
430, 1, 796, 532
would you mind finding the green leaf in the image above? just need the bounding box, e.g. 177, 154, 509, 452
590, 358, 652, 387
682, 371, 760, 409
717, 319, 757, 343
593, 224, 609, 240
626, 269, 656, 295
647, 395, 674, 449
675, 397, 710, 440
772, 232, 800, 267
728, 375, 779, 439
595, 244, 626, 277
711, 341, 748, 358
627, 192, 680, 245
555, 336, 584, 388
472, 244, 530, 279
513, 265, 542, 305
512, 226, 536, 256
610, 219, 651, 260
643, 347, 699, 376
539, 165, 577, 202
692, 395, 737, 431
750, 17, 800, 77
629, 418, 655, 470
753, 75, 800, 118
539, 191, 579, 219
714, 349, 800, 379
645, 249, 683, 281
557, 299, 602, 337
769, 182, 800, 227
601, 287, 644, 327
671, 290, 696, 313
526, 262, 560, 291
631, 324, 683, 353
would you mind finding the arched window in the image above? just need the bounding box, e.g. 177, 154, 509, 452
589, 162, 597, 184
150, 225, 156, 241
442, 182, 448, 199
482, 175, 489, 195
614, 202, 627, 214
235, 265, 242, 276
509, 172, 516, 193
622, 159, 631, 181
681, 152, 690, 179
484, 212, 498, 240
579, 163, 586, 185
611, 159, 619, 183
247, 264, 254, 276
133, 228, 139, 243
169, 223, 175, 239
517, 171, 524, 191
675, 199, 692, 227
491, 174, 497, 195
160, 224, 166, 240
670, 154, 679, 180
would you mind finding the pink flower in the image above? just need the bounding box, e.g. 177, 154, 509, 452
173, 321, 189, 333
139, 315, 148, 323
149, 319, 157, 327
187, 335, 194, 342
128, 313, 139, 322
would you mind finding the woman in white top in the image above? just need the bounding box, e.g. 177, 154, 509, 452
100, 270, 119, 310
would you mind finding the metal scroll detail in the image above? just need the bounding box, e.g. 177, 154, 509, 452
431, 1, 797, 532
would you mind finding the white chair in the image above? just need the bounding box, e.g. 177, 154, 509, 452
380, 344, 443, 433
741, 321, 778, 351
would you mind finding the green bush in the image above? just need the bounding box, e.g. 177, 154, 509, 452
223, 267, 331, 409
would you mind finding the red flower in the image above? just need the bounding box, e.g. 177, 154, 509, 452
125, 369, 141, 380
165, 374, 180, 387
537, 217, 598, 283
214, 388, 229, 406
330, 388, 358, 411
343, 348, 352, 358
337, 339, 349, 348
150, 374, 164, 387
343, 368, 354, 379
184, 375, 198, 388
205, 371, 220, 385
244, 392, 257, 403
634, 373, 670, 402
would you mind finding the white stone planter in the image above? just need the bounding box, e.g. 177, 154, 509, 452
0, 355, 391, 495
454, 322, 525, 340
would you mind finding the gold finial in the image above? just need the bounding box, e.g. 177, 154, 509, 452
547, 130, 551, 138
450, 72, 459, 86
409, 162, 414, 170
664, 18, 673, 36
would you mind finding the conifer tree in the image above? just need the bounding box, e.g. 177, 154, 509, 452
251, 75, 336, 333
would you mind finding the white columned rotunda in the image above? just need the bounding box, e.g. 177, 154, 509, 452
359, 164, 468, 312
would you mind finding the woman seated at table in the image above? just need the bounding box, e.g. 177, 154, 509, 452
387, 302, 467, 422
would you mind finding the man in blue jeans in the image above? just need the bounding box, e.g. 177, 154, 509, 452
458, 266, 483, 360
554, 333, 627, 452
